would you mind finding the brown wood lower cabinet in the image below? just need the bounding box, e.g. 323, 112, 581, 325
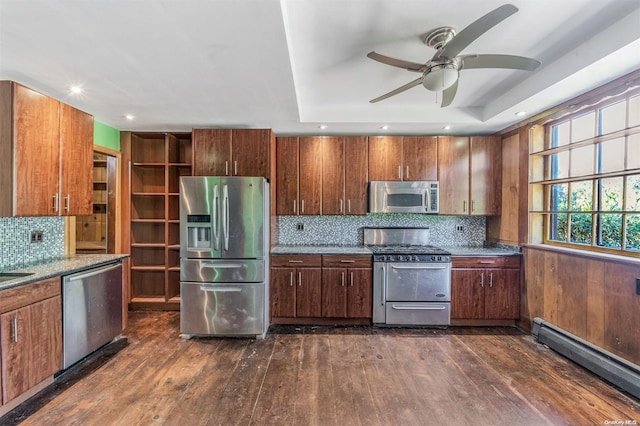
271, 254, 372, 324
451, 256, 521, 324
0, 278, 62, 412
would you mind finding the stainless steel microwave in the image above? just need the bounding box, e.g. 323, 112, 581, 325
369, 181, 439, 214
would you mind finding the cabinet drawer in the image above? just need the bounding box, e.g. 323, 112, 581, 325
452, 256, 520, 269
0, 277, 61, 314
322, 255, 372, 268
271, 255, 322, 267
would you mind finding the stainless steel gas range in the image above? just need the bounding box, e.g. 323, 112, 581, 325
365, 228, 452, 327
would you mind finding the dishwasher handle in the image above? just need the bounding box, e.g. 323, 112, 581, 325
64, 262, 122, 282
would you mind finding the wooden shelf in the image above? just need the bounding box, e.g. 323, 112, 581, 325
125, 131, 192, 311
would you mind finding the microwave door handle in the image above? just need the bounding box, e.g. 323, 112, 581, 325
425, 188, 430, 212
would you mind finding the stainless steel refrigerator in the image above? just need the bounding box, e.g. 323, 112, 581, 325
179, 176, 269, 338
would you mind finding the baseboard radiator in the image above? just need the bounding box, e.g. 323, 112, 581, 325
532, 317, 640, 400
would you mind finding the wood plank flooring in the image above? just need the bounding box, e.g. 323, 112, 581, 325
4, 311, 640, 425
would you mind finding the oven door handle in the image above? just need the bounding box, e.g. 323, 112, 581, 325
391, 304, 447, 310
201, 263, 244, 269
199, 286, 242, 293
390, 264, 449, 270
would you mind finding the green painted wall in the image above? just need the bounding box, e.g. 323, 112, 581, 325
94, 121, 120, 151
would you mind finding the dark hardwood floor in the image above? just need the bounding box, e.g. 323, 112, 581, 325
4, 311, 640, 425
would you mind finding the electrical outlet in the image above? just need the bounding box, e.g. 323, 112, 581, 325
456, 225, 464, 232
636, 278, 640, 295
296, 223, 304, 231
30, 230, 43, 243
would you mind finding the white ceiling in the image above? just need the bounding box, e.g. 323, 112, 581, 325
1, 0, 639, 136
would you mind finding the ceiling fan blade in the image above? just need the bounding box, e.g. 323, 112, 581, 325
370, 77, 424, 103
367, 51, 425, 72
436, 4, 518, 59
460, 54, 541, 71
441, 79, 458, 107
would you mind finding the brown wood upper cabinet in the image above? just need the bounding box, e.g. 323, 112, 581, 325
368, 136, 437, 181
275, 136, 322, 215
0, 81, 93, 217
192, 128, 273, 179
438, 135, 501, 215
322, 136, 368, 215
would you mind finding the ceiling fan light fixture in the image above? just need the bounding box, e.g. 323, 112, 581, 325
422, 64, 458, 91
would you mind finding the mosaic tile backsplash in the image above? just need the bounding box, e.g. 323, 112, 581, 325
276, 214, 486, 246
0, 217, 65, 270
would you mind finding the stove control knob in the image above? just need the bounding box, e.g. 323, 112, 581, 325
430, 255, 436, 261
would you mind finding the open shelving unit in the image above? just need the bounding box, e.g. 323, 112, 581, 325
76, 153, 109, 253
124, 131, 192, 310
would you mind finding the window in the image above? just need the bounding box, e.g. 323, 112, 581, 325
532, 92, 640, 255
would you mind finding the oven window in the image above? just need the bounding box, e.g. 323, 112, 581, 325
387, 193, 422, 207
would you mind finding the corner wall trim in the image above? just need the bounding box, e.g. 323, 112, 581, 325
532, 317, 640, 400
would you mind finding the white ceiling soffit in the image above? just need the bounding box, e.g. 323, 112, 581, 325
0, 0, 639, 135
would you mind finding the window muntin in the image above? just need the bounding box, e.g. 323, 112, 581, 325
538, 90, 640, 255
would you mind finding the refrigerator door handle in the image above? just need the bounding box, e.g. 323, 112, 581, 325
199, 286, 242, 293
223, 184, 230, 251
213, 184, 220, 250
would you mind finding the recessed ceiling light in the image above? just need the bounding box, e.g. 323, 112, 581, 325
443, 125, 452, 130
318, 124, 327, 130
69, 85, 83, 95
515, 111, 527, 117
124, 114, 135, 120
380, 125, 389, 130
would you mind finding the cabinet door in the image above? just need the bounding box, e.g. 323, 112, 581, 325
1, 296, 62, 404
298, 137, 322, 215
296, 268, 321, 317
13, 83, 60, 216
231, 129, 272, 178
270, 268, 296, 318
438, 136, 470, 215
402, 136, 438, 181
470, 136, 501, 215
192, 129, 231, 176
347, 268, 372, 318
321, 137, 345, 215
450, 269, 484, 319
368, 136, 403, 181
59, 103, 93, 216
275, 137, 299, 215
484, 269, 520, 320
321, 268, 347, 318
344, 136, 368, 215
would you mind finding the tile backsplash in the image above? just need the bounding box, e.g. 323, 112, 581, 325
0, 217, 65, 270
276, 214, 486, 246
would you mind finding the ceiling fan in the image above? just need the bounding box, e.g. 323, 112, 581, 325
367, 4, 541, 107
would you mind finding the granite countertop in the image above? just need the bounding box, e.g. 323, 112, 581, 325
271, 245, 520, 256
271, 245, 373, 255
0, 254, 129, 291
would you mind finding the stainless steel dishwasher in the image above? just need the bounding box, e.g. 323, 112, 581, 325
62, 262, 123, 369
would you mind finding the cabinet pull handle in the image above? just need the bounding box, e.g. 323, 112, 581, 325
480, 272, 484, 288
341, 272, 345, 287
348, 199, 351, 213
478, 261, 495, 264
406, 166, 409, 179
234, 161, 238, 175
489, 273, 493, 288
64, 194, 70, 212
289, 272, 294, 287
288, 260, 303, 263
340, 199, 343, 213
472, 200, 476, 212
350, 271, 354, 287
52, 193, 59, 212
293, 199, 297, 214
398, 165, 402, 180
301, 200, 305, 213
12, 317, 18, 342
463, 200, 467, 213
340, 260, 355, 263
298, 271, 302, 286
225, 161, 229, 176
